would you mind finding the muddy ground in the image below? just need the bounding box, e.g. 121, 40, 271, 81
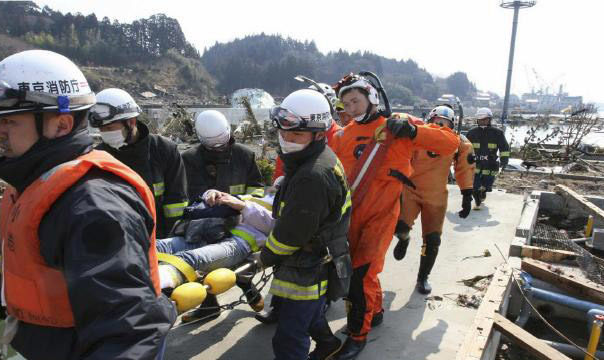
495, 171, 602, 196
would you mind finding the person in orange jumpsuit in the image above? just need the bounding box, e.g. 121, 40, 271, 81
393, 105, 476, 295
329, 74, 460, 360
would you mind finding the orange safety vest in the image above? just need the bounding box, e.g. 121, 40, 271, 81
0, 150, 161, 328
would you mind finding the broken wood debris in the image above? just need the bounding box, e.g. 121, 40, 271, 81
521, 258, 604, 305
555, 184, 604, 227
492, 313, 572, 360
519, 245, 577, 262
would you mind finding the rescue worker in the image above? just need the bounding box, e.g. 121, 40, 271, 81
466, 107, 510, 209
260, 89, 352, 360
182, 110, 264, 200
392, 105, 476, 295
330, 74, 460, 359
89, 88, 188, 238
261, 82, 343, 324
271, 82, 341, 182
0, 50, 175, 359
180, 109, 264, 322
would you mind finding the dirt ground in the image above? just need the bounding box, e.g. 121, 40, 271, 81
495, 171, 603, 196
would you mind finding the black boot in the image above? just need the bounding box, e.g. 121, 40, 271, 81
308, 319, 342, 360
334, 337, 366, 360
393, 221, 411, 261
472, 189, 482, 208
416, 277, 432, 295
417, 232, 441, 295
181, 294, 221, 323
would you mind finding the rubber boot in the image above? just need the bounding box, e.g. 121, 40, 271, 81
472, 189, 482, 209
181, 294, 220, 323
393, 221, 411, 261
417, 233, 441, 295
308, 319, 343, 360
334, 337, 366, 360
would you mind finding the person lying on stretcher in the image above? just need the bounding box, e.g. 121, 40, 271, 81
156, 189, 275, 322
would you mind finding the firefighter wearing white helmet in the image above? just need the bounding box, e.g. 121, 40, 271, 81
90, 88, 188, 238
0, 50, 175, 360
180, 108, 264, 323
194, 109, 231, 149
466, 107, 510, 209
261, 88, 351, 359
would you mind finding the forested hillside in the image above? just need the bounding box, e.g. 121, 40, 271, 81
0, 2, 476, 104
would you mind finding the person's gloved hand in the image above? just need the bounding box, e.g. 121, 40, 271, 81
386, 118, 417, 139
459, 189, 473, 218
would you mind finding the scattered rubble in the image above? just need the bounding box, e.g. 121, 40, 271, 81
462, 249, 492, 261
455, 294, 482, 308
458, 274, 494, 289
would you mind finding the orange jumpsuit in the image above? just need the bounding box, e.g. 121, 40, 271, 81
330, 115, 460, 340
400, 133, 475, 235
271, 122, 341, 182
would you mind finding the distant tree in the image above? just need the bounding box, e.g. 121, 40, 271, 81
446, 72, 476, 99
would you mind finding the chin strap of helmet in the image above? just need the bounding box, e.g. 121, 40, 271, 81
359, 71, 392, 119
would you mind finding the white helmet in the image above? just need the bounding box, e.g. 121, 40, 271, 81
0, 50, 95, 115
476, 107, 493, 120
88, 88, 141, 127
337, 77, 379, 106
308, 83, 336, 128
195, 110, 231, 148
428, 105, 455, 124
271, 89, 331, 132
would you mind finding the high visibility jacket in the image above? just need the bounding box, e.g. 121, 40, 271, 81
330, 115, 461, 188
271, 122, 342, 182
0, 150, 161, 328
466, 125, 510, 175
97, 122, 188, 238
406, 133, 475, 203
182, 141, 264, 200
260, 141, 351, 300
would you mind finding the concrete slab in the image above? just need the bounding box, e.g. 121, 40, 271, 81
164, 186, 523, 360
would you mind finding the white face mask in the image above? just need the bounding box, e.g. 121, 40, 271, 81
354, 113, 367, 123
101, 129, 127, 149
278, 132, 308, 154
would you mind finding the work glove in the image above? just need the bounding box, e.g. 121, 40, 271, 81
459, 189, 473, 218
386, 117, 417, 139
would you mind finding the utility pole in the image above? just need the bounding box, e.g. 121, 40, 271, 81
500, 1, 536, 131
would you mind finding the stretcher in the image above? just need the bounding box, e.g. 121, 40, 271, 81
161, 253, 272, 327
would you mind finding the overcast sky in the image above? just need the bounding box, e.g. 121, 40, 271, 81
36, 0, 604, 103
